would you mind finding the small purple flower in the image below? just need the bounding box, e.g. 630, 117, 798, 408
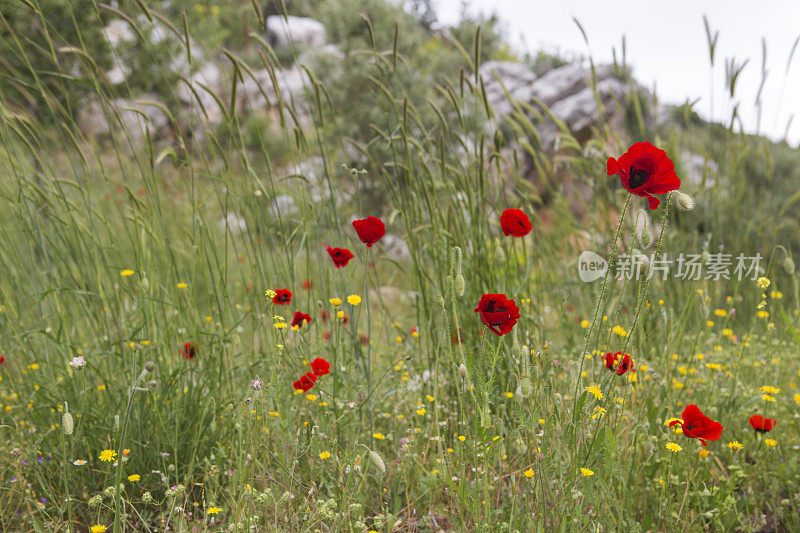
250, 377, 263, 391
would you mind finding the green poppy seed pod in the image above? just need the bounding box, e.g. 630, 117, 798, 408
783, 256, 795, 275
62, 404, 74, 436
455, 274, 465, 296
674, 191, 695, 211
459, 364, 467, 380
520, 377, 532, 398
369, 449, 386, 473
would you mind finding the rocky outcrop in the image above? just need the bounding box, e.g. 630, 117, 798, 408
77, 96, 172, 147
480, 62, 643, 151
266, 16, 327, 48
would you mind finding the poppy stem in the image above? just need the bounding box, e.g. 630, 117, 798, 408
621, 192, 673, 356
363, 245, 374, 448
573, 194, 632, 412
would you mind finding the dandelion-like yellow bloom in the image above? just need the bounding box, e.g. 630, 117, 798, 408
207, 506, 223, 514
523, 468, 534, 478
373, 432, 386, 440
757, 277, 770, 290
176, 282, 188, 289
99, 449, 117, 463
727, 441, 743, 451
580, 468, 594, 477
760, 385, 780, 394
794, 393, 800, 404
90, 526, 107, 533
274, 322, 287, 329
306, 394, 317, 402
584, 385, 604, 400
665, 442, 682, 452
611, 325, 628, 337
761, 394, 776, 402
580, 320, 590, 328
128, 474, 140, 482
458, 435, 466, 442
714, 309, 727, 317
120, 270, 134, 277
319, 451, 331, 459
347, 294, 362, 306
416, 407, 426, 416
337, 311, 345, 319
765, 439, 777, 447
265, 289, 277, 299
698, 449, 710, 458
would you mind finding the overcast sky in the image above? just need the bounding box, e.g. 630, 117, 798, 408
435, 0, 800, 145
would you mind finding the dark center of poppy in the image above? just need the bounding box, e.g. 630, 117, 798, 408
684, 424, 696, 432
628, 167, 649, 189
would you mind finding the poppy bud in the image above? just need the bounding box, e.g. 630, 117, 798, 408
62, 403, 73, 436
674, 191, 695, 211
148, 380, 158, 389
479, 402, 490, 429
514, 387, 524, 403
368, 449, 386, 473
520, 377, 532, 398
141, 275, 149, 291
144, 361, 155, 373
455, 274, 465, 296
784, 256, 795, 275
639, 227, 652, 249
511, 331, 521, 360
459, 364, 467, 380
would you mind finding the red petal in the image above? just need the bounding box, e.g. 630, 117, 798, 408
646, 194, 660, 210
607, 157, 620, 175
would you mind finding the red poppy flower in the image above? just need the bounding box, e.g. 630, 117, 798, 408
310, 357, 331, 376
293, 371, 317, 392
749, 414, 777, 433
500, 208, 532, 237
604, 351, 633, 375
323, 331, 331, 341
607, 142, 681, 210
0, 355, 5, 364
291, 311, 312, 328
273, 289, 292, 305
352, 216, 385, 247
302, 279, 313, 290
474, 293, 521, 336
669, 404, 723, 446
180, 342, 196, 360
327, 246, 355, 268
320, 310, 329, 322
359, 334, 369, 344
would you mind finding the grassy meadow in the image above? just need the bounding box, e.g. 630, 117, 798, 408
2, 1, 800, 531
